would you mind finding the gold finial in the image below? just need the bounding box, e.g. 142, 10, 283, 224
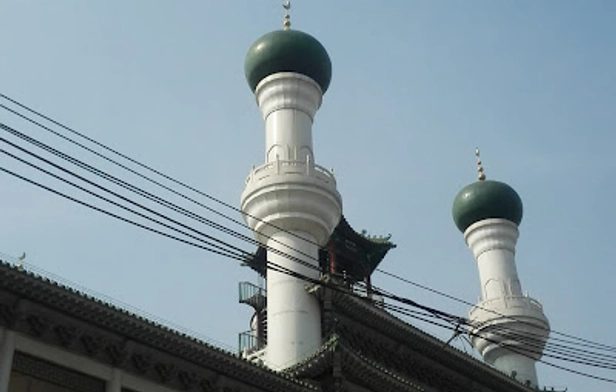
283, 1, 291, 30
475, 148, 486, 181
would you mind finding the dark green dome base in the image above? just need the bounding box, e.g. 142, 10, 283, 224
452, 180, 523, 233
245, 29, 332, 94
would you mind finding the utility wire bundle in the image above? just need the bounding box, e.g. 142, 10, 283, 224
0, 93, 614, 385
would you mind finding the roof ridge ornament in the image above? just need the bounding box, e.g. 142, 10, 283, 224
475, 147, 486, 181
283, 1, 291, 30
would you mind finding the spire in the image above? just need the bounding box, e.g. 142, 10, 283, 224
283, 1, 291, 30
475, 147, 486, 181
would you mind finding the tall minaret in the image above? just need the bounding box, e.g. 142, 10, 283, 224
240, 3, 342, 370
452, 150, 550, 387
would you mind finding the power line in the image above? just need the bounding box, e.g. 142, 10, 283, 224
3, 94, 595, 358
0, 95, 394, 285
2, 121, 610, 370
0, 123, 322, 274
0, 95, 320, 247
380, 301, 616, 384
4, 160, 616, 385
0, 104, 327, 270
0, 166, 246, 262
2, 95, 615, 384
376, 268, 616, 353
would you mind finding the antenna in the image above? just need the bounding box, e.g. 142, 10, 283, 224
283, 1, 291, 30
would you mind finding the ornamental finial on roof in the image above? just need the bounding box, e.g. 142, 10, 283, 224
283, 1, 291, 30
475, 147, 486, 181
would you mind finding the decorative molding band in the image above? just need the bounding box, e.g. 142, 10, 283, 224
12, 351, 106, 392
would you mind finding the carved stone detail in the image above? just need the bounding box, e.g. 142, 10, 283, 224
107, 343, 129, 366
178, 371, 198, 389
26, 314, 50, 336
0, 267, 320, 392
155, 362, 177, 383
0, 303, 16, 325
199, 379, 216, 392
81, 334, 105, 355
132, 353, 153, 374
55, 324, 79, 347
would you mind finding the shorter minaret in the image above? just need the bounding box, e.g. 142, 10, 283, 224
452, 150, 550, 387
241, 3, 342, 370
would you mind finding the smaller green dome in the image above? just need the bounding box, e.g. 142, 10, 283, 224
452, 180, 523, 233
244, 29, 332, 94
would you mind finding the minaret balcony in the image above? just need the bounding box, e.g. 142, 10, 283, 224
245, 158, 336, 188
241, 156, 342, 245
469, 294, 550, 362
469, 295, 546, 324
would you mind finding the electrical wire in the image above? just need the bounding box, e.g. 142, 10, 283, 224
380, 301, 616, 384
0, 96, 391, 285
3, 161, 616, 385
5, 95, 605, 359
2, 95, 615, 384
0, 119, 323, 272
0, 95, 320, 247
0, 123, 324, 274
376, 268, 616, 353
4, 114, 615, 370
0, 166, 246, 262
0, 149, 249, 261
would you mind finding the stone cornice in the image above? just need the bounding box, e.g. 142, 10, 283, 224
328, 289, 535, 392
0, 262, 317, 392
286, 334, 428, 392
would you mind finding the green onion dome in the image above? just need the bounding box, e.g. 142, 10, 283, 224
452, 180, 523, 233
244, 29, 332, 94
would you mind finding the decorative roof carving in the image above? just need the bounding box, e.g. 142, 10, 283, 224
326, 288, 535, 392
0, 261, 318, 392
0, 255, 534, 392
244, 215, 396, 280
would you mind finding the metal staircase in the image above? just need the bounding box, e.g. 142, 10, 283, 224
238, 281, 267, 354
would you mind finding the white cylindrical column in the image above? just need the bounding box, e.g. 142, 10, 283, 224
241, 71, 342, 371
0, 329, 15, 392
493, 352, 538, 386
465, 219, 549, 388
266, 231, 321, 369
465, 219, 523, 300
257, 73, 321, 163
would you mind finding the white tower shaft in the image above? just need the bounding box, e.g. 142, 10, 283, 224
266, 231, 321, 368
241, 73, 342, 370
258, 74, 319, 163
465, 219, 549, 387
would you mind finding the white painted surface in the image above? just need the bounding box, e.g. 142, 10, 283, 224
266, 231, 321, 370
0, 328, 15, 392
465, 219, 522, 299
493, 352, 538, 387
256, 72, 322, 163
464, 218, 549, 388
241, 72, 342, 370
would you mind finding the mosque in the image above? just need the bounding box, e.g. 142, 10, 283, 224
0, 5, 549, 392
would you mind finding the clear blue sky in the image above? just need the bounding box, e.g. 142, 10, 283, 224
1, 1, 614, 390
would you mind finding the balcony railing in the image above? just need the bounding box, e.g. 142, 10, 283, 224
238, 281, 266, 310
469, 295, 544, 319
245, 157, 336, 187
239, 330, 265, 354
